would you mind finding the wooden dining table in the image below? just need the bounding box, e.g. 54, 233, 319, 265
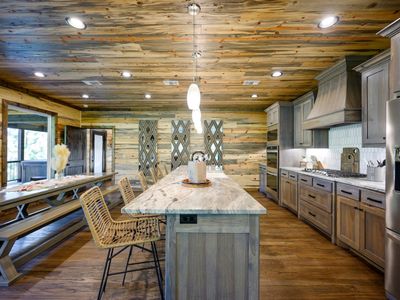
122, 166, 266, 300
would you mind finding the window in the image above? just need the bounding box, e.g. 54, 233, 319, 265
24, 130, 47, 160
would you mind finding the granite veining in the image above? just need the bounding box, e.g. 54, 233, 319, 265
281, 167, 385, 193
122, 166, 267, 215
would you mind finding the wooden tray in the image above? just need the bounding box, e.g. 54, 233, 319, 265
181, 178, 211, 188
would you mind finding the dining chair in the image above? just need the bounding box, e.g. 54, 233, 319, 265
150, 167, 158, 184
158, 162, 168, 178
80, 186, 164, 300
137, 171, 148, 191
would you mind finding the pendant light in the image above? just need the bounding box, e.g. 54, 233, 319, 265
192, 108, 202, 126
187, 3, 201, 111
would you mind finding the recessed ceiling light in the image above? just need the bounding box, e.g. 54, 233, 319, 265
187, 3, 201, 16
83, 104, 89, 108
145, 93, 151, 99
318, 16, 339, 29
121, 71, 132, 78
34, 71, 45, 78
65, 17, 86, 30
251, 94, 258, 99
271, 71, 283, 78
82, 94, 89, 99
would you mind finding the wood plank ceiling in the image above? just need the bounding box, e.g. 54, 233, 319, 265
0, 0, 398, 111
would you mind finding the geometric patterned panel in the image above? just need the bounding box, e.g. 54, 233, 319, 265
204, 120, 223, 167
171, 120, 191, 170
138, 120, 158, 176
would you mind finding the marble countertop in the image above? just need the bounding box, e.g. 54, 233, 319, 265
281, 167, 385, 193
122, 166, 267, 215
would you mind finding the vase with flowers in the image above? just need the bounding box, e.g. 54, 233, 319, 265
52, 144, 71, 180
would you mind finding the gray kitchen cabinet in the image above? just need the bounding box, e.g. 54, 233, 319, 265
266, 105, 279, 127
293, 91, 328, 148
354, 50, 390, 147
280, 172, 298, 214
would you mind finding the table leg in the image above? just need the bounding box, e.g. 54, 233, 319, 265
0, 238, 22, 286
72, 188, 79, 200
16, 204, 29, 220
46, 192, 67, 206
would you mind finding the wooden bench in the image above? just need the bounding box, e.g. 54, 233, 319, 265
0, 185, 121, 286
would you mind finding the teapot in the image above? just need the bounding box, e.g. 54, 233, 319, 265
188, 151, 208, 183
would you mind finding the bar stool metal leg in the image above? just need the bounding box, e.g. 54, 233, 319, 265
98, 248, 113, 300
122, 245, 133, 286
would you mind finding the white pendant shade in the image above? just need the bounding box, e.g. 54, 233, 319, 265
187, 83, 201, 110
195, 122, 203, 134
192, 108, 202, 125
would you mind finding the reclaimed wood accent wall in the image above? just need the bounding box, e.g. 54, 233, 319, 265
0, 85, 81, 185
82, 110, 266, 190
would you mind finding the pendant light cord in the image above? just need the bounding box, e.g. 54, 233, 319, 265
193, 11, 196, 83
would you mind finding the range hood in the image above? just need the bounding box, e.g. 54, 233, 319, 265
303, 56, 365, 130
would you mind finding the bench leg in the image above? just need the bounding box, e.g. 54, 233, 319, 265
0, 238, 22, 286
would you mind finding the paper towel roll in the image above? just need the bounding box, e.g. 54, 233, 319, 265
188, 161, 207, 183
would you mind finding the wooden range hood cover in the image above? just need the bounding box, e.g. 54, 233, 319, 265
303, 56, 365, 130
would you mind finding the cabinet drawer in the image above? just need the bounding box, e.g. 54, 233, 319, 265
313, 178, 333, 193
298, 174, 312, 186
361, 190, 385, 209
299, 184, 332, 213
280, 169, 289, 178
337, 183, 361, 201
300, 200, 332, 235
288, 172, 298, 181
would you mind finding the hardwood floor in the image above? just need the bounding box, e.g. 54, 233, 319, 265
0, 192, 384, 299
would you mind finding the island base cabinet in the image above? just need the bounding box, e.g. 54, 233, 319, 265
165, 214, 260, 300
359, 203, 385, 268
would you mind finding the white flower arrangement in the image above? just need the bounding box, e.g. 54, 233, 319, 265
51, 144, 71, 177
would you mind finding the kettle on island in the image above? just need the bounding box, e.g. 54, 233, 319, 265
188, 151, 208, 183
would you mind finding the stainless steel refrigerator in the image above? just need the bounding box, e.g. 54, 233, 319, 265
386, 97, 400, 300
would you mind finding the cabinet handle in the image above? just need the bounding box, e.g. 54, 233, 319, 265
301, 179, 308, 182
316, 183, 325, 188
359, 208, 364, 212
308, 212, 316, 217
366, 197, 382, 204
354, 206, 358, 210
383, 137, 386, 140
308, 194, 316, 199
340, 190, 353, 195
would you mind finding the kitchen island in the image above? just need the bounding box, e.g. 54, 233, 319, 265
122, 166, 267, 300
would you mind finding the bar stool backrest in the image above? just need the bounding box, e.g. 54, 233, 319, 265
150, 167, 158, 183
137, 171, 148, 191
118, 176, 135, 205
80, 186, 113, 248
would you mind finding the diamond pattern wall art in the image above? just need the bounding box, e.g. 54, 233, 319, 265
138, 120, 158, 176
204, 120, 223, 167
171, 120, 191, 170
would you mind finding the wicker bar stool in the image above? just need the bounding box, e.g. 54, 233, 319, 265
149, 167, 158, 184
158, 162, 168, 178
80, 186, 164, 300
137, 171, 148, 191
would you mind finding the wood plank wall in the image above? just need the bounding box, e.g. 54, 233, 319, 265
0, 85, 81, 185
82, 110, 267, 190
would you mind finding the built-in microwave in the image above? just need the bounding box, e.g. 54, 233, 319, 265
266, 145, 278, 172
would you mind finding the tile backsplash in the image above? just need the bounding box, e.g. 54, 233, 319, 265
306, 124, 386, 174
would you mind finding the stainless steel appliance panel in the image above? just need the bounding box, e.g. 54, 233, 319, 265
386, 229, 400, 300
387, 98, 400, 233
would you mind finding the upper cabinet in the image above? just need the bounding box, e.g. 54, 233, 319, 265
355, 50, 390, 147
293, 91, 329, 148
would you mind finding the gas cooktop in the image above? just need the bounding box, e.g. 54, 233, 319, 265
304, 168, 367, 178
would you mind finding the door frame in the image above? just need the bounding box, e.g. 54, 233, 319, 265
81, 125, 115, 173
90, 130, 107, 173
1, 99, 57, 186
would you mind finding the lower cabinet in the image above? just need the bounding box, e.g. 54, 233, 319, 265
359, 203, 385, 268
280, 173, 298, 213
336, 193, 385, 269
